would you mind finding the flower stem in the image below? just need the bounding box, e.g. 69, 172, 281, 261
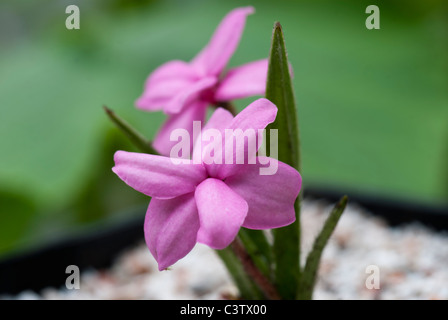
215, 248, 264, 299
238, 228, 273, 279
230, 237, 281, 300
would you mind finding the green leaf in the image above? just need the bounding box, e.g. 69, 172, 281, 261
298, 195, 348, 300
272, 200, 301, 299
265, 23, 300, 170
104, 106, 156, 155
265, 22, 302, 299
0, 190, 36, 257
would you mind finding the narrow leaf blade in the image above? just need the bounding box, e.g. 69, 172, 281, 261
103, 106, 156, 154
265, 22, 302, 299
298, 195, 348, 300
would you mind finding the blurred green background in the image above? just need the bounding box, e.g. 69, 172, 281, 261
0, 0, 447, 258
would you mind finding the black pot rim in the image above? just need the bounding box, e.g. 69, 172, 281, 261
1, 187, 447, 295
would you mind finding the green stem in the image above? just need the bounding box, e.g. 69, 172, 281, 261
298, 195, 348, 300
238, 228, 273, 280
215, 247, 265, 299
229, 238, 281, 300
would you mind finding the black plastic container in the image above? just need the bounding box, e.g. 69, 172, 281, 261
0, 187, 447, 295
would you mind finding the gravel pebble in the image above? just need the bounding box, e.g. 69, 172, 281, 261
2, 199, 448, 300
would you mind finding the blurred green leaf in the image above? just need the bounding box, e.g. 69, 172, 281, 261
71, 128, 149, 224
0, 0, 446, 257
0, 191, 36, 255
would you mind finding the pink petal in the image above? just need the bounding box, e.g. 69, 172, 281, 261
229, 98, 277, 131
215, 59, 268, 102
144, 193, 200, 270
152, 101, 208, 157
206, 98, 278, 179
192, 107, 234, 164
195, 178, 248, 249
225, 157, 302, 229
112, 151, 206, 199
191, 7, 255, 76
163, 76, 217, 114
136, 60, 198, 111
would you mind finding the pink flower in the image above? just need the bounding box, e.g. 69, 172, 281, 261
136, 7, 268, 156
113, 99, 302, 270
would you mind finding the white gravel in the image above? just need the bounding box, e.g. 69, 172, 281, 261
4, 199, 448, 300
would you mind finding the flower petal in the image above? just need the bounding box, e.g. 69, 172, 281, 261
152, 101, 208, 157
192, 107, 234, 164
228, 98, 277, 132
136, 60, 198, 111
225, 157, 302, 229
164, 76, 217, 114
144, 193, 200, 270
191, 7, 254, 76
112, 151, 206, 199
206, 98, 278, 179
215, 59, 268, 102
195, 178, 248, 249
